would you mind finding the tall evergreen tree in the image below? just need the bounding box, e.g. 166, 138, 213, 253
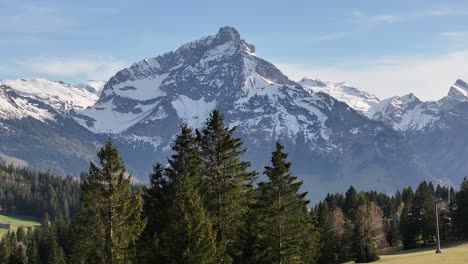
255, 142, 318, 264
454, 177, 468, 239
142, 124, 218, 263
412, 181, 435, 245
315, 202, 341, 264
73, 139, 146, 264
399, 202, 418, 249
140, 163, 168, 263
158, 176, 218, 263
166, 124, 203, 183
343, 186, 357, 219
8, 242, 28, 264
197, 110, 256, 263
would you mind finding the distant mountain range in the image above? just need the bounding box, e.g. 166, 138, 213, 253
0, 27, 466, 200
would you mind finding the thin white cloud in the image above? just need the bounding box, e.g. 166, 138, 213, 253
370, 15, 401, 23
277, 51, 468, 101
441, 31, 468, 49
9, 57, 126, 81
364, 7, 468, 24
428, 8, 468, 17
0, 5, 75, 33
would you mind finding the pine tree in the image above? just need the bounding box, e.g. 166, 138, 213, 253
166, 124, 203, 183
142, 163, 169, 242
159, 176, 218, 263
73, 139, 146, 264
412, 181, 435, 245
255, 142, 318, 264
454, 177, 468, 238
197, 110, 256, 262
142, 124, 218, 263
0, 231, 16, 263
344, 186, 357, 219
399, 202, 418, 249
8, 242, 28, 264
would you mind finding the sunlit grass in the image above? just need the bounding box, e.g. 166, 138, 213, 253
0, 213, 40, 238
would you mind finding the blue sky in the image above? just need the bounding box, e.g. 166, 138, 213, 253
1, 0, 468, 100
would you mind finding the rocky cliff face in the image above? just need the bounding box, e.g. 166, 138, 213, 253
69, 27, 430, 198
2, 27, 454, 200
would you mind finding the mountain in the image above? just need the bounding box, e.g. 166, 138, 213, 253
365, 79, 468, 133
0, 83, 101, 175
366, 93, 441, 132
370, 79, 468, 184
309, 77, 468, 184
68, 26, 430, 198
0, 27, 447, 199
75, 80, 106, 96
0, 78, 98, 111
299, 77, 380, 114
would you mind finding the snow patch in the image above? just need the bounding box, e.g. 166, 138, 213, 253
113, 73, 169, 101
1, 78, 98, 110
171, 95, 216, 128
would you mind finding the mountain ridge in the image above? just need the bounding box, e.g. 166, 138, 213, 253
2, 26, 466, 198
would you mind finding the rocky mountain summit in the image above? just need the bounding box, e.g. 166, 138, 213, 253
2, 27, 466, 199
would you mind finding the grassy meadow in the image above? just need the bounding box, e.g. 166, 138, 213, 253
0, 214, 40, 237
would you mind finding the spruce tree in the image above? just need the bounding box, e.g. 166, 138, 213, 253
141, 164, 168, 241
255, 142, 318, 264
343, 186, 357, 219
412, 181, 435, 245
399, 203, 418, 249
166, 124, 203, 183
454, 177, 468, 238
315, 202, 340, 264
142, 124, 218, 263
8, 243, 28, 264
159, 176, 218, 263
73, 139, 146, 264
197, 110, 256, 263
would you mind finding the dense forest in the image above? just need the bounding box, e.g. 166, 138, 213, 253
1, 110, 468, 264
0, 165, 81, 219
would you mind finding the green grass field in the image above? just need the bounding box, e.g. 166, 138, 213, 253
345, 242, 468, 264
0, 214, 40, 238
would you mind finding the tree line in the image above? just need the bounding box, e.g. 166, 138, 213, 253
0, 164, 81, 219
1, 109, 468, 263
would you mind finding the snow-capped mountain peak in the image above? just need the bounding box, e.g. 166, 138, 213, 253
299, 77, 380, 114
0, 84, 55, 121
0, 26, 445, 198
447, 79, 468, 102
76, 26, 294, 134
75, 80, 106, 96
0, 78, 98, 111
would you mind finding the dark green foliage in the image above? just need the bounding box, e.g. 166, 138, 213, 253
401, 187, 414, 205
315, 202, 342, 264
254, 142, 318, 264
197, 110, 256, 262
158, 176, 218, 263
3, 110, 468, 264
0, 217, 71, 264
454, 177, 468, 239
73, 139, 146, 263
343, 186, 357, 219
141, 124, 218, 263
399, 203, 418, 249
412, 181, 436, 245
0, 164, 81, 219
8, 242, 28, 264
